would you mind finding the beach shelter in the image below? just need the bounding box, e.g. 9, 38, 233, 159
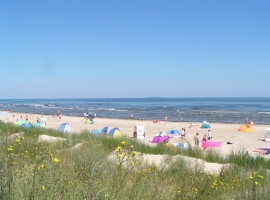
57, 123, 72, 133
16, 119, 25, 126
238, 124, 255, 132
167, 129, 180, 135
201, 121, 211, 128
151, 132, 169, 143
108, 127, 122, 137
34, 122, 41, 127
22, 123, 32, 128
101, 126, 108, 134
89, 129, 100, 137
0, 110, 8, 115
85, 118, 94, 124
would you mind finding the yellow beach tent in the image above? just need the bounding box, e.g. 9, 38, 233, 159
238, 124, 255, 132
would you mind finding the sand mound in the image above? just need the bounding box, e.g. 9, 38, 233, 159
38, 134, 66, 143
109, 152, 229, 175
7, 132, 24, 139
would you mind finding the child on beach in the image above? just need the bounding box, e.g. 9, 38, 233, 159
207, 130, 212, 140
202, 134, 207, 141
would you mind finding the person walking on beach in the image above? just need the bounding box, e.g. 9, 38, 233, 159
245, 117, 248, 124
194, 133, 199, 146
207, 130, 212, 140
181, 128, 186, 138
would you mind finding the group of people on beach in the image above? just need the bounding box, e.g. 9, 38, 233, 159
194, 130, 212, 146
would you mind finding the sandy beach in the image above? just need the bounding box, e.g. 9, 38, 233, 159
1, 112, 270, 156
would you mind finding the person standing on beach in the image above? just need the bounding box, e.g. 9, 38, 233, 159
194, 133, 199, 146
164, 116, 168, 124
207, 130, 211, 140
245, 117, 248, 124
202, 134, 207, 141
181, 128, 186, 138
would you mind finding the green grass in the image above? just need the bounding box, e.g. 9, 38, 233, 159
0, 122, 270, 199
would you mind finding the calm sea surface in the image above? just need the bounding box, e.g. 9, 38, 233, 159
0, 98, 269, 125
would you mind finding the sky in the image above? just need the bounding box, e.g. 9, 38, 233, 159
1, 0, 270, 98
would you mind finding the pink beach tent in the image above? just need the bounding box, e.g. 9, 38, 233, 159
151, 132, 169, 143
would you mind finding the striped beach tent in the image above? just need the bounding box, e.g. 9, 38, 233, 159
108, 127, 122, 137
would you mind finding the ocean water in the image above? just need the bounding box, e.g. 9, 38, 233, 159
0, 98, 269, 125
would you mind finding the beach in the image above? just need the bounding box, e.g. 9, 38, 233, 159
2, 111, 270, 156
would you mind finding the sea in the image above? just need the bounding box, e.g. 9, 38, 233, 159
0, 98, 269, 125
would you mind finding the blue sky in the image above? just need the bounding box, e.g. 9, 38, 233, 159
1, 0, 269, 98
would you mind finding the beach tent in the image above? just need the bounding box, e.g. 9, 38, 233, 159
101, 126, 108, 134
16, 119, 25, 126
151, 132, 169, 143
85, 118, 94, 124
167, 129, 180, 135
0, 110, 8, 115
108, 127, 122, 137
34, 122, 41, 127
89, 129, 100, 137
57, 123, 72, 133
238, 124, 255, 132
201, 121, 211, 128
22, 123, 32, 128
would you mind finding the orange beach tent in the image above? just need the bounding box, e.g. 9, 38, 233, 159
238, 124, 255, 132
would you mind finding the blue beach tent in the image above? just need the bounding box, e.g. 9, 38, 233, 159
22, 123, 32, 128
89, 129, 101, 137
57, 123, 72, 133
201, 121, 211, 128
101, 126, 108, 134
16, 119, 25, 126
108, 127, 122, 137
167, 129, 180, 135
34, 122, 41, 127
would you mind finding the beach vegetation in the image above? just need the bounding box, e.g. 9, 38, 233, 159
0, 122, 270, 199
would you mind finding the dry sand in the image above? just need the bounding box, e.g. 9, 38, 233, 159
2, 112, 270, 156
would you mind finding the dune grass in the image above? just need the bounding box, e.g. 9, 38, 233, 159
0, 122, 270, 199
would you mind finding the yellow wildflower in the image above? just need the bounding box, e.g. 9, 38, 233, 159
15, 139, 20, 143
250, 176, 253, 180
121, 141, 126, 146
53, 158, 59, 163
40, 185, 45, 190
8, 146, 13, 152
255, 181, 258, 185
130, 145, 133, 149
118, 153, 123, 158
258, 175, 264, 179
133, 151, 137, 156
